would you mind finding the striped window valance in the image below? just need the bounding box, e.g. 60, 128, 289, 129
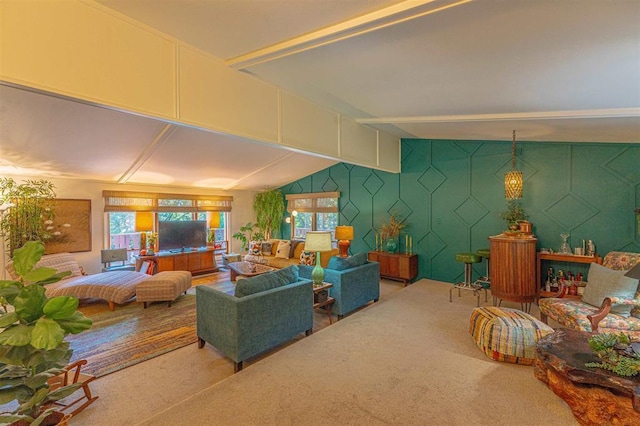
103, 191, 233, 213
285, 192, 339, 213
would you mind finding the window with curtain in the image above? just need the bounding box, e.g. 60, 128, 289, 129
285, 192, 339, 240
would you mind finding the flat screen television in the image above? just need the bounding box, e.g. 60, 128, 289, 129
158, 221, 207, 252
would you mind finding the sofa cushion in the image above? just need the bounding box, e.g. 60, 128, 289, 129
290, 240, 303, 258
7, 252, 84, 281
275, 240, 291, 259
234, 265, 299, 297
300, 250, 316, 266
248, 241, 263, 256
327, 252, 368, 271
261, 241, 273, 256
583, 262, 640, 317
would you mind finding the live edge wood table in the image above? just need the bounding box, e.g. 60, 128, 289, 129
367, 251, 418, 285
534, 328, 640, 425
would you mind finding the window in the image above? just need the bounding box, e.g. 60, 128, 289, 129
286, 192, 339, 240
104, 191, 232, 259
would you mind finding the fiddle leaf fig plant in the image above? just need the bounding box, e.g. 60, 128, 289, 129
0, 241, 92, 425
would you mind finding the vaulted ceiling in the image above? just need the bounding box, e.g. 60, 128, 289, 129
2, 0, 639, 190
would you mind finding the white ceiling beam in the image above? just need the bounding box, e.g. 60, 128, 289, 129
118, 123, 177, 183
224, 0, 472, 70
356, 108, 640, 124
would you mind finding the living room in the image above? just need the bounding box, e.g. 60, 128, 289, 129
1, 1, 639, 425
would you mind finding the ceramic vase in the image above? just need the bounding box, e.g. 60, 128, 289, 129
386, 238, 397, 254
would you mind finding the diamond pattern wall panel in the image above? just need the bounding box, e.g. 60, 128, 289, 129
280, 140, 640, 284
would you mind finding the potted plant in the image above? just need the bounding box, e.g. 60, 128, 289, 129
585, 332, 640, 377
0, 241, 93, 425
0, 178, 57, 256
378, 213, 406, 253
232, 222, 265, 253
499, 200, 528, 231
253, 189, 284, 240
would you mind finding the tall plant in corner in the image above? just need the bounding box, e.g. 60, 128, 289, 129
253, 189, 284, 240
0, 241, 92, 425
0, 178, 57, 256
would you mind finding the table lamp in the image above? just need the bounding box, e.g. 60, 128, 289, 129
135, 212, 154, 250
335, 225, 354, 257
207, 212, 221, 243
304, 231, 333, 285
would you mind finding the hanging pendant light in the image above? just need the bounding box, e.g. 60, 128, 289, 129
504, 130, 523, 200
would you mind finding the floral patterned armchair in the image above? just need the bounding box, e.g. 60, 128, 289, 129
539, 251, 640, 335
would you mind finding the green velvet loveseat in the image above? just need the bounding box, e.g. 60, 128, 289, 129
196, 265, 313, 372
300, 253, 380, 320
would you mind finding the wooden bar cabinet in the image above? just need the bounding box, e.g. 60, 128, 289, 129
489, 234, 538, 312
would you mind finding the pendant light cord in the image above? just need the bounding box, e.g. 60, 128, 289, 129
511, 130, 517, 170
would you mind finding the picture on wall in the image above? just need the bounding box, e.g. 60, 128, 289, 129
44, 199, 92, 254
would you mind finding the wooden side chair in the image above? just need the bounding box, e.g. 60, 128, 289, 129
48, 359, 98, 416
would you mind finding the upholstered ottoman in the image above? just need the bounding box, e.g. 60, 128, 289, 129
136, 271, 192, 308
469, 306, 554, 365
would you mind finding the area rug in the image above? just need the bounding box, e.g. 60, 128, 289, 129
66, 293, 198, 378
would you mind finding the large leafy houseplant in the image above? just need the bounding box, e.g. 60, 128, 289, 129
253, 189, 284, 240
231, 222, 265, 253
0, 241, 92, 425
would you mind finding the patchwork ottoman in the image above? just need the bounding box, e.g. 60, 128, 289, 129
136, 271, 192, 308
469, 306, 554, 365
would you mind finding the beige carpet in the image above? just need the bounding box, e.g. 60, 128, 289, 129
135, 280, 577, 425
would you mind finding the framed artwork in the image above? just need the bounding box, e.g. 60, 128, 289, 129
44, 199, 92, 254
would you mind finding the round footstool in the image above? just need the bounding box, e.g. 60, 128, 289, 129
136, 271, 192, 308
469, 306, 554, 365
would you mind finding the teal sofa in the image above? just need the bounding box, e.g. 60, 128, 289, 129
300, 253, 380, 320
196, 265, 313, 372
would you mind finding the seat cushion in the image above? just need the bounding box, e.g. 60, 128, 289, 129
538, 297, 640, 333
470, 306, 554, 365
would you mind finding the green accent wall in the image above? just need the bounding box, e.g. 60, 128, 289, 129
280, 139, 640, 284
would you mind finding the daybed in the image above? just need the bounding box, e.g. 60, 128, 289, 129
299, 253, 380, 320
539, 251, 640, 334
6, 252, 187, 310
196, 265, 313, 372
244, 239, 338, 269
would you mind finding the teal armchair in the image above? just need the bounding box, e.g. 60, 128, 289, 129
196, 266, 313, 372
299, 253, 380, 320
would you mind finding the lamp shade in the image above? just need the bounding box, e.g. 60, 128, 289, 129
135, 212, 154, 232
304, 231, 332, 252
207, 212, 221, 228
335, 226, 354, 241
625, 263, 640, 280
504, 170, 523, 200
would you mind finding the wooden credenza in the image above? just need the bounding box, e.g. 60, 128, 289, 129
489, 234, 538, 309
367, 251, 418, 285
135, 248, 218, 275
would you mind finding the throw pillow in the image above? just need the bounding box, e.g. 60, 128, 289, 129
248, 240, 262, 256
582, 262, 640, 317
327, 252, 368, 271
299, 250, 316, 266
275, 240, 291, 259
289, 240, 303, 258
261, 241, 273, 255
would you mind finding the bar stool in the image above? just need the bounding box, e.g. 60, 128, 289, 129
475, 248, 491, 304
450, 252, 482, 306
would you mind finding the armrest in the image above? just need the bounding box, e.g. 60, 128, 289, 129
587, 297, 612, 332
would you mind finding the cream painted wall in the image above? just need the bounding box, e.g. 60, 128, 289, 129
0, 174, 256, 275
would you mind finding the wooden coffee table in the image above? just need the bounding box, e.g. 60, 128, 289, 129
227, 261, 276, 281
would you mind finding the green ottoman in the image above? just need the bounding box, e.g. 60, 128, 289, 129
469, 306, 554, 365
